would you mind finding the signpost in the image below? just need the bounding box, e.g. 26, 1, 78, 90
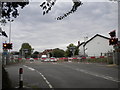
21, 49, 29, 58
2, 49, 8, 65
69, 46, 76, 57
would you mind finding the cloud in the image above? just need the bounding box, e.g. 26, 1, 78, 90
0, 2, 118, 52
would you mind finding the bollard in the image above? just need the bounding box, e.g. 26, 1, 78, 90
19, 68, 23, 88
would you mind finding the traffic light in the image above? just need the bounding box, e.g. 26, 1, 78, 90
109, 30, 116, 37
3, 43, 12, 49
3, 43, 7, 49
7, 43, 12, 49
109, 38, 118, 45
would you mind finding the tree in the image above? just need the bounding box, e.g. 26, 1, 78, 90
65, 43, 79, 57
40, 0, 83, 20
56, 0, 83, 20
1, 0, 82, 25
1, 1, 29, 25
19, 43, 33, 58
50, 48, 65, 58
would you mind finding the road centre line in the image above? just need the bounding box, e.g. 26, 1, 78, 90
23, 65, 53, 89
61, 65, 120, 83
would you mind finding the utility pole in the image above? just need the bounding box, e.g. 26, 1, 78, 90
8, 19, 13, 43
118, 1, 120, 65
7, 19, 13, 63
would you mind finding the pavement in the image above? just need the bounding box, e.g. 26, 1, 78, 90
4, 61, 119, 89
0, 62, 2, 90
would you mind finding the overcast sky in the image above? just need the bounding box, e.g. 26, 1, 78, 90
0, 0, 118, 52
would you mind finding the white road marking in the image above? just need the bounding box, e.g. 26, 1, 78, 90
23, 65, 53, 88
76, 68, 119, 82
15, 86, 30, 88
23, 65, 35, 71
36, 70, 53, 88
62, 65, 120, 83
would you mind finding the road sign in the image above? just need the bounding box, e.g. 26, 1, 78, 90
3, 52, 8, 55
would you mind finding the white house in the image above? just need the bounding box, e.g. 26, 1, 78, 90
78, 42, 85, 56
78, 34, 113, 57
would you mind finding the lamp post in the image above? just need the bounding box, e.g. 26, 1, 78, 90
8, 19, 13, 63
8, 19, 13, 43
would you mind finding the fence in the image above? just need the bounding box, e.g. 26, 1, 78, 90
57, 56, 113, 64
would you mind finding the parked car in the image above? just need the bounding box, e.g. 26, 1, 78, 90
50, 57, 57, 62
29, 58, 35, 62
44, 58, 50, 62
41, 58, 47, 62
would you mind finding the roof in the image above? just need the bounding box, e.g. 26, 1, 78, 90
83, 34, 110, 46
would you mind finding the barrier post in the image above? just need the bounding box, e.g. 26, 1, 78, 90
19, 68, 23, 88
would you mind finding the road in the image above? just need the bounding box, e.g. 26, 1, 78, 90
5, 61, 119, 89
0, 61, 2, 90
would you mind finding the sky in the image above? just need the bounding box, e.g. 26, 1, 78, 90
0, 0, 118, 52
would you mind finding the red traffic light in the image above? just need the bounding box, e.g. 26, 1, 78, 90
3, 43, 7, 49
109, 38, 118, 45
3, 43, 12, 49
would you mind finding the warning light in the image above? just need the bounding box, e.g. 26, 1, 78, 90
3, 43, 13, 49
109, 38, 118, 45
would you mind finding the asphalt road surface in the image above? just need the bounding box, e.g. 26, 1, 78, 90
5, 61, 119, 89
0, 62, 2, 90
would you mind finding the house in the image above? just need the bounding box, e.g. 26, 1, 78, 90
39, 49, 53, 58
77, 42, 85, 57
78, 34, 113, 57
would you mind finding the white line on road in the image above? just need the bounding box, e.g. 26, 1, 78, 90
23, 65, 53, 88
23, 65, 35, 71
35, 70, 53, 88
76, 68, 120, 83
62, 65, 120, 83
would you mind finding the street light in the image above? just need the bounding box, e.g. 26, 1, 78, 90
8, 19, 13, 63
8, 19, 14, 43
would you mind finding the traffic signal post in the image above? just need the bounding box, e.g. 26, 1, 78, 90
109, 38, 118, 45
109, 30, 119, 65
109, 30, 118, 45
2, 49, 8, 66
2, 43, 13, 65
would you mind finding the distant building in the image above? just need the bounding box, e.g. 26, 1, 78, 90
78, 34, 113, 57
39, 49, 53, 58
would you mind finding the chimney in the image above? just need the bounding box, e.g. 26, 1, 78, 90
78, 41, 80, 46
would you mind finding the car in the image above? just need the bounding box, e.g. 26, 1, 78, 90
50, 57, 57, 62
44, 58, 50, 62
29, 58, 35, 62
